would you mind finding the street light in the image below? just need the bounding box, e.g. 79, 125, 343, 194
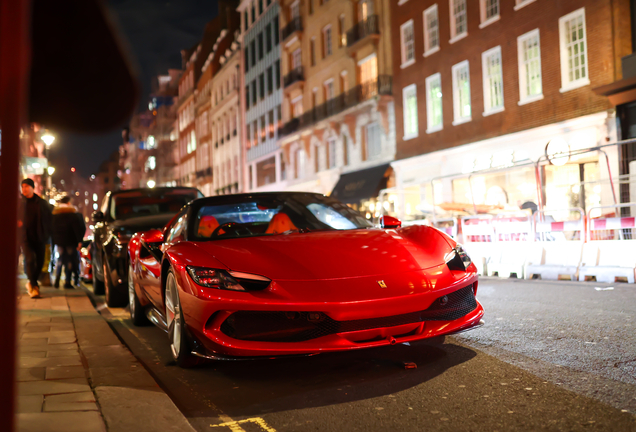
47, 166, 55, 176
147, 180, 156, 188
41, 133, 55, 147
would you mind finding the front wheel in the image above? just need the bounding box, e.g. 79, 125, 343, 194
165, 270, 201, 368
104, 258, 127, 308
128, 263, 149, 326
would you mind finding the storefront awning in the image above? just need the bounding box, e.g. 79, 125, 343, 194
330, 163, 391, 204
593, 75, 636, 106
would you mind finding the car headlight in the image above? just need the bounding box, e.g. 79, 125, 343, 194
186, 266, 271, 291
444, 244, 472, 271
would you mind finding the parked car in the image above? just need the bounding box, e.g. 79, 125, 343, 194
92, 187, 202, 307
127, 192, 484, 367
80, 239, 93, 283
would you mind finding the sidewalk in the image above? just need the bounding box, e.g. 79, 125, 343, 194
16, 278, 196, 432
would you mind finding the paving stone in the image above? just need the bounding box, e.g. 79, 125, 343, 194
43, 343, 77, 351
17, 367, 46, 382
50, 317, 73, 323
20, 338, 49, 346
22, 332, 54, 340
25, 318, 52, 324
48, 335, 77, 344
17, 411, 106, 432
47, 348, 79, 357
21, 325, 51, 333
89, 365, 158, 388
19, 344, 50, 353
20, 355, 82, 368
18, 378, 90, 396
81, 345, 137, 368
46, 366, 86, 380
20, 351, 47, 359
17, 395, 43, 414
44, 392, 98, 412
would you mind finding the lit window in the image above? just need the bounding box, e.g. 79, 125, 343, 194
449, 0, 467, 42
482, 46, 504, 115
451, 60, 471, 125
559, 7, 589, 92
423, 4, 439, 56
425, 73, 443, 133
517, 29, 543, 104
479, 0, 499, 27
339, 15, 346, 47
400, 20, 415, 67
402, 84, 419, 140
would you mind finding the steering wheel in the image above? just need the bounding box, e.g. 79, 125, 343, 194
211, 222, 253, 237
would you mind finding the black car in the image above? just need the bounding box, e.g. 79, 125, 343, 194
91, 187, 202, 307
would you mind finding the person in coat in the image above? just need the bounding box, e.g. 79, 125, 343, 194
19, 178, 52, 298
51, 195, 86, 288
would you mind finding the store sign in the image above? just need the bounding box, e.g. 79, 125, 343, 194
22, 157, 48, 175
463, 151, 526, 174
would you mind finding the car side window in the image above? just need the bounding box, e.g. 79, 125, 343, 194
166, 213, 188, 243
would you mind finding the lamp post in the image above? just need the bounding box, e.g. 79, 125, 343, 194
47, 166, 55, 202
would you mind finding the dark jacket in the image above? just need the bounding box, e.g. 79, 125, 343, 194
20, 193, 52, 245
52, 205, 86, 247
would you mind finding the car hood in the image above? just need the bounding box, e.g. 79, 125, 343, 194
110, 214, 174, 233
190, 227, 453, 280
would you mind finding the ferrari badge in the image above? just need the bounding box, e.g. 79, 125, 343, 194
377, 280, 387, 288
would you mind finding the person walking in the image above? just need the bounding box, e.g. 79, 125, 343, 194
19, 178, 52, 298
52, 195, 85, 288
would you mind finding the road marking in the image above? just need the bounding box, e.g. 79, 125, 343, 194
210, 417, 277, 432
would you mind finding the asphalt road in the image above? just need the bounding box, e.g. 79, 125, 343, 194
85, 278, 636, 432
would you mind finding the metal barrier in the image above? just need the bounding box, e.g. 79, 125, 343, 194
587, 203, 636, 241
533, 208, 585, 242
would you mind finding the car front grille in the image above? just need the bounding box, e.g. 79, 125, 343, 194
219, 284, 477, 343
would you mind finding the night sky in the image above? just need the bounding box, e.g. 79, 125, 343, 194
50, 0, 219, 179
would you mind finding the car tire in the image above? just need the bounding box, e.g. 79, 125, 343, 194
92, 255, 105, 295
103, 259, 127, 308
165, 269, 202, 368
128, 263, 149, 326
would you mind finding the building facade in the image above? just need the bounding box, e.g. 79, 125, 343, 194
388, 0, 630, 222
238, 0, 286, 192
277, 0, 396, 214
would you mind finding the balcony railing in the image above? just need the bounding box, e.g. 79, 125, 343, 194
346, 15, 380, 48
282, 17, 303, 41
280, 75, 392, 137
283, 66, 305, 88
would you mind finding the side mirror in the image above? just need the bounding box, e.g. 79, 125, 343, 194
380, 215, 402, 229
141, 229, 164, 244
91, 211, 105, 223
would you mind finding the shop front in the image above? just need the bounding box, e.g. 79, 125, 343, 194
387, 111, 619, 223
331, 163, 393, 220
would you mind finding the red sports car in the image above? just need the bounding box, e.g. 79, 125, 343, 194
127, 192, 484, 367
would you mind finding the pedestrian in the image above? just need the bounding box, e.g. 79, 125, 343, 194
52, 195, 85, 288
18, 178, 52, 299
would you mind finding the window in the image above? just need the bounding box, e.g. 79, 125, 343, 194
559, 8, 589, 92
266, 24, 272, 52
324, 80, 334, 100
339, 15, 346, 47
514, 0, 536, 10
425, 73, 443, 133
359, 55, 377, 84
251, 80, 257, 105
253, 120, 258, 146
423, 5, 439, 56
359, 0, 373, 21
258, 33, 264, 60
276, 105, 282, 129
243, 11, 248, 31
267, 67, 273, 95
244, 46, 250, 72
323, 26, 332, 58
340, 71, 348, 93
251, 2, 255, 24
328, 137, 337, 169
402, 84, 418, 140
310, 38, 316, 66
479, 0, 499, 28
275, 60, 281, 89
245, 85, 250, 108
259, 74, 265, 99
292, 96, 303, 117
292, 48, 302, 69
290, 0, 299, 19
274, 16, 280, 45
400, 20, 415, 68
450, 0, 467, 42
261, 115, 267, 142
294, 146, 306, 179
250, 40, 256, 67
259, 0, 263, 14
452, 60, 471, 125
269, 110, 275, 138
482, 46, 504, 115
343, 134, 349, 166
246, 122, 252, 148
517, 29, 543, 104
366, 122, 381, 160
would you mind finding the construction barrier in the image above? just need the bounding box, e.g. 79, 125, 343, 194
488, 212, 534, 278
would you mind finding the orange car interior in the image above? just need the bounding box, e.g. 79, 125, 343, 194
265, 213, 297, 234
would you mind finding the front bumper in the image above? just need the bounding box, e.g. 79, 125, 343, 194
179, 269, 483, 358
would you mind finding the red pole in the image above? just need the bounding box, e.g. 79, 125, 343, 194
0, 0, 31, 430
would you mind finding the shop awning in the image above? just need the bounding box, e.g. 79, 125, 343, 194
330, 163, 391, 204
593, 75, 636, 106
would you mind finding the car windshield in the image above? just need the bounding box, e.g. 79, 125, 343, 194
192, 194, 372, 241
111, 189, 200, 220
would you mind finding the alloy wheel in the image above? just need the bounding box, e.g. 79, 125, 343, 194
128, 264, 135, 318
165, 273, 181, 359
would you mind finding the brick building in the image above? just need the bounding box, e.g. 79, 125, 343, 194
389, 0, 631, 222
277, 0, 396, 213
